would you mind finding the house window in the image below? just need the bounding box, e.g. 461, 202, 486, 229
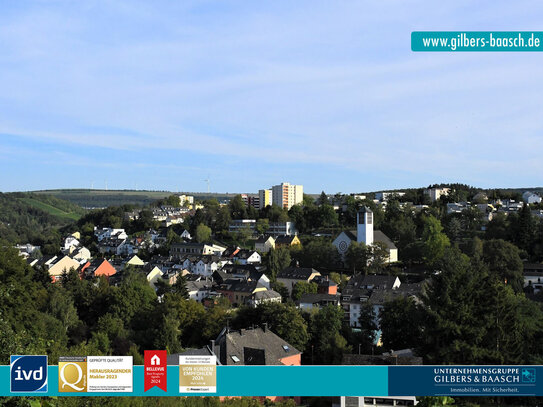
367, 213, 373, 224
231, 355, 240, 363
282, 345, 290, 352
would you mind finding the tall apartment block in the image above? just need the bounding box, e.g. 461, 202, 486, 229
271, 182, 303, 210
258, 189, 272, 209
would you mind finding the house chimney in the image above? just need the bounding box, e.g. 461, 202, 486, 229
263, 323, 268, 332
240, 329, 245, 336
210, 339, 215, 355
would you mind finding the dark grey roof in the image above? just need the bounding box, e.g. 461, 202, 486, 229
212, 270, 229, 284
234, 249, 259, 260
171, 243, 206, 249
373, 231, 397, 250
197, 255, 220, 264
312, 275, 338, 287
217, 327, 301, 365
343, 230, 397, 250
252, 290, 281, 300
86, 258, 108, 272
255, 235, 273, 244
219, 279, 264, 293
298, 293, 340, 305
277, 266, 319, 280
222, 264, 260, 274
358, 206, 373, 213
348, 274, 399, 290
275, 235, 297, 245
185, 274, 205, 282
186, 280, 212, 292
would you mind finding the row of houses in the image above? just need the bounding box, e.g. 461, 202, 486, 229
275, 266, 425, 328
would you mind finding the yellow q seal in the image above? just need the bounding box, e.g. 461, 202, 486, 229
58, 357, 87, 392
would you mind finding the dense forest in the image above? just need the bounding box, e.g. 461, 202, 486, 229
0, 193, 85, 250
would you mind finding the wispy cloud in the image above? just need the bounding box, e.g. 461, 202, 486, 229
0, 0, 542, 192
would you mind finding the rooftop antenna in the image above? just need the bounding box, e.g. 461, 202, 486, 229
204, 176, 210, 193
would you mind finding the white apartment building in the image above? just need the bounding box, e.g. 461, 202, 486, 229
271, 182, 303, 210
424, 187, 450, 202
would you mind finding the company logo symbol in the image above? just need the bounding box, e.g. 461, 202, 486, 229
59, 357, 87, 392
522, 368, 536, 383
144, 350, 167, 392
10, 355, 48, 393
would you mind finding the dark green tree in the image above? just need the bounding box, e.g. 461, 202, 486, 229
291, 281, 318, 301
229, 194, 248, 219
266, 248, 291, 281
309, 305, 351, 364
345, 241, 369, 272
195, 223, 212, 243
482, 239, 524, 293
380, 297, 424, 351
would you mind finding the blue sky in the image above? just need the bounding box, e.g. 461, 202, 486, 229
1, 1, 542, 193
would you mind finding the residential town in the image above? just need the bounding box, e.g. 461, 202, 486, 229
2, 183, 543, 406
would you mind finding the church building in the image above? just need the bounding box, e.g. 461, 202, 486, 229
332, 207, 398, 263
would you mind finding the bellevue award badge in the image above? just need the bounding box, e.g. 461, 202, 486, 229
144, 350, 167, 392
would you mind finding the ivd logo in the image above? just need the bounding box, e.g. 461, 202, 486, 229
10, 355, 48, 393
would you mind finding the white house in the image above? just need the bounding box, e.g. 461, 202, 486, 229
523, 191, 542, 204
62, 236, 80, 254
116, 240, 135, 256
247, 290, 282, 307
193, 257, 221, 277
332, 207, 398, 263
71, 246, 91, 264
341, 275, 402, 327
232, 250, 261, 265
146, 266, 164, 290
187, 280, 213, 302
94, 227, 128, 242
255, 236, 275, 253
180, 230, 192, 240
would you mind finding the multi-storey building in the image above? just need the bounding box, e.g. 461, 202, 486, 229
271, 182, 303, 210
258, 189, 272, 209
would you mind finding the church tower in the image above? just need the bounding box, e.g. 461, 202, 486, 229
357, 207, 374, 245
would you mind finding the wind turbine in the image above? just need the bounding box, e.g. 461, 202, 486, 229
204, 177, 210, 193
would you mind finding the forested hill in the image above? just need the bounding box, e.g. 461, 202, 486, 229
0, 192, 85, 244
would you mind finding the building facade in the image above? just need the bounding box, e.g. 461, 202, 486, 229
271, 183, 303, 210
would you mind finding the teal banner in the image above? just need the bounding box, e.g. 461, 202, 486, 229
412, 31, 543, 51
0, 365, 388, 397
2, 364, 542, 397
